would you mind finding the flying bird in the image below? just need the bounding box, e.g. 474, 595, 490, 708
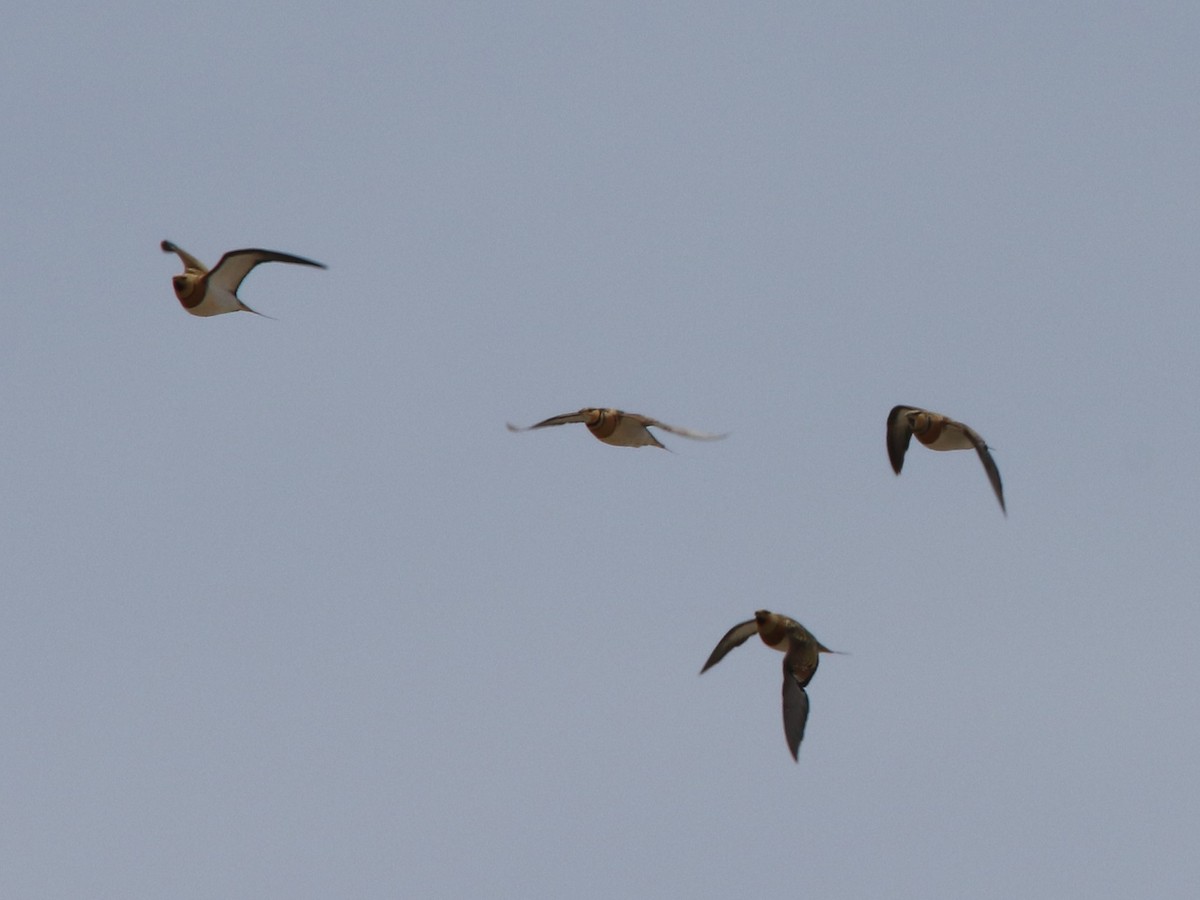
506, 408, 727, 450
887, 405, 1006, 514
701, 610, 837, 761
161, 240, 326, 317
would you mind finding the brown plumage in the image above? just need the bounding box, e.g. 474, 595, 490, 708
701, 610, 837, 761
887, 405, 1006, 514
161, 240, 325, 317
506, 408, 727, 450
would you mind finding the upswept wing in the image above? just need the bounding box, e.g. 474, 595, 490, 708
160, 240, 208, 273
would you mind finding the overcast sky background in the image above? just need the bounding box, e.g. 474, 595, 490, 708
2, 3, 1198, 898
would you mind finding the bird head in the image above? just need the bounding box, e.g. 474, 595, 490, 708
171, 273, 201, 302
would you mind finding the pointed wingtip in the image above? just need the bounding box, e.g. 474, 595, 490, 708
239, 302, 276, 320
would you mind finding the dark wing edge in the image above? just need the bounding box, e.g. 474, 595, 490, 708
887, 405, 916, 474
965, 430, 1006, 515
506, 410, 590, 432
210, 249, 327, 293
700, 619, 758, 674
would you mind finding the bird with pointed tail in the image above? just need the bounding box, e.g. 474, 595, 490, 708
701, 610, 838, 761
506, 408, 727, 450
887, 405, 1006, 514
160, 240, 326, 317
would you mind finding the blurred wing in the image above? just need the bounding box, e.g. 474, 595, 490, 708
887, 405, 916, 474
781, 664, 811, 761
633, 414, 728, 442
506, 410, 591, 432
209, 249, 327, 294
963, 426, 1006, 515
700, 619, 758, 673
160, 240, 207, 272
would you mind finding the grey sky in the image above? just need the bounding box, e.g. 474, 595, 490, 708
2, 2, 1198, 897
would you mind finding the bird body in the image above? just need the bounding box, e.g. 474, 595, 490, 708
887, 405, 1006, 514
161, 240, 325, 317
507, 407, 726, 450
701, 610, 836, 761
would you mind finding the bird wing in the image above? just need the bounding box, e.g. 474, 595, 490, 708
208, 249, 326, 295
962, 425, 1006, 515
781, 661, 811, 761
629, 414, 728, 442
700, 619, 758, 673
886, 405, 917, 474
506, 410, 593, 432
160, 240, 207, 273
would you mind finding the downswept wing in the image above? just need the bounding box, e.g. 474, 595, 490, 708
886, 405, 917, 474
781, 662, 811, 761
960, 424, 1006, 515
700, 619, 758, 673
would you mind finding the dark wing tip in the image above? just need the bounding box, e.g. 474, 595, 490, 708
267, 250, 326, 270
699, 645, 724, 674
160, 240, 175, 253
700, 620, 758, 674
886, 406, 914, 474
969, 438, 1007, 516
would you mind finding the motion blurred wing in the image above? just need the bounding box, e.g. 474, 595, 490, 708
506, 410, 592, 432
634, 414, 728, 442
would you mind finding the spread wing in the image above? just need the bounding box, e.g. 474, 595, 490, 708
962, 425, 1006, 515
506, 410, 593, 432
630, 413, 728, 442
160, 240, 207, 273
781, 662, 811, 761
208, 248, 326, 295
700, 619, 758, 673
887, 405, 917, 474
